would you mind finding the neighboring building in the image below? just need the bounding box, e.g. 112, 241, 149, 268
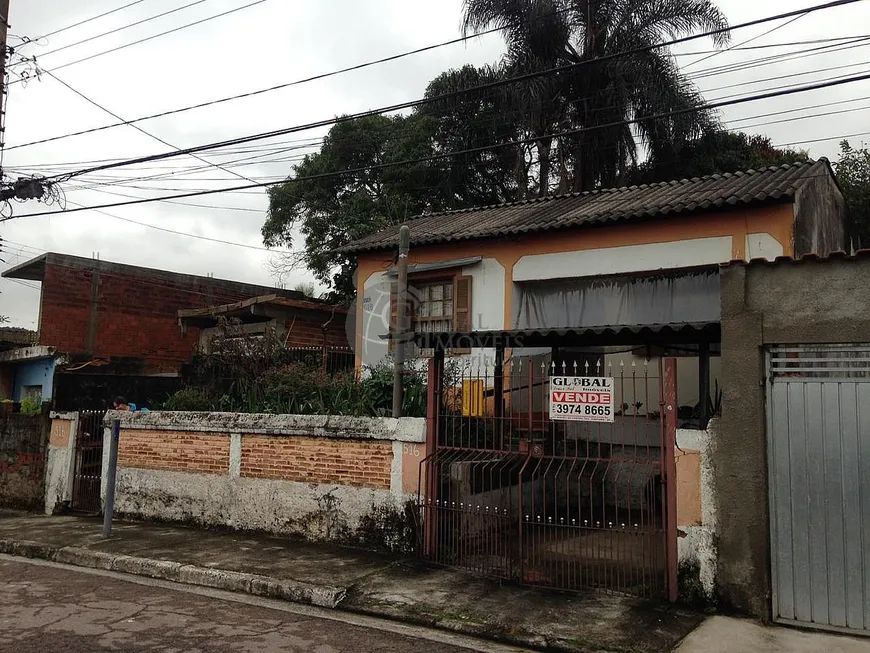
1, 253, 342, 409
342, 160, 852, 409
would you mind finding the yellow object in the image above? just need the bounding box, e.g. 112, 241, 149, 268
462, 380, 484, 417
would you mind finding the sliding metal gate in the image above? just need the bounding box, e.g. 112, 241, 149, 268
768, 345, 870, 634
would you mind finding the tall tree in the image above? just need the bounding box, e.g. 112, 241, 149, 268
419, 65, 526, 205
262, 114, 439, 302
462, 0, 730, 193
834, 140, 870, 246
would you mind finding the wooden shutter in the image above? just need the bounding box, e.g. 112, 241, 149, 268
453, 275, 472, 354
388, 280, 398, 353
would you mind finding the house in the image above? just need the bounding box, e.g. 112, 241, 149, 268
178, 294, 351, 372
1, 253, 344, 409
335, 159, 854, 606
342, 159, 852, 411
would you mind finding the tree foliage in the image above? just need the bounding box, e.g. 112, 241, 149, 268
628, 131, 809, 185
262, 114, 438, 302
834, 140, 870, 245
462, 0, 730, 193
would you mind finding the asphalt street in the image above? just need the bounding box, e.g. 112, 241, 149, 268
0, 556, 529, 652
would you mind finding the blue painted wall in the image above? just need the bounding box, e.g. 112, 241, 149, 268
12, 359, 55, 402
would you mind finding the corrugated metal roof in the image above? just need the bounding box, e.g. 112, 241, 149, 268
341, 160, 832, 254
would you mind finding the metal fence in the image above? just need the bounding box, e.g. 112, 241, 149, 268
70, 410, 106, 514
420, 352, 672, 598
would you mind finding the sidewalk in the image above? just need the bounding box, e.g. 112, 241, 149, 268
0, 510, 701, 652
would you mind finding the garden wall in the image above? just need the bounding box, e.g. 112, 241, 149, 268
0, 412, 50, 510
676, 422, 718, 601
101, 411, 426, 551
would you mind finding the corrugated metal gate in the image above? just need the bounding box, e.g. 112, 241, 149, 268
767, 345, 870, 634
70, 410, 106, 514
420, 354, 677, 599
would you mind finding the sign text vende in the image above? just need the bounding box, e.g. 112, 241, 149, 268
549, 376, 615, 423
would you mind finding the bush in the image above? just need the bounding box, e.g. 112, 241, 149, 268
162, 359, 428, 417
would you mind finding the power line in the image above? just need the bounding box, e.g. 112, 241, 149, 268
60, 198, 275, 251
12, 0, 266, 79
7, 0, 861, 153
34, 0, 212, 60
11, 70, 870, 222
682, 13, 808, 70
17, 0, 153, 47
41, 68, 259, 184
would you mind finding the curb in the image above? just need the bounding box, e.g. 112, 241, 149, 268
0, 538, 345, 609
0, 538, 565, 651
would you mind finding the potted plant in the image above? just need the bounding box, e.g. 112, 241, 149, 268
1, 399, 13, 414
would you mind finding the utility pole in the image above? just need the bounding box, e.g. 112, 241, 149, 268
392, 225, 410, 418
0, 0, 10, 175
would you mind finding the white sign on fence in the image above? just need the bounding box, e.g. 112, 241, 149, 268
549, 376, 615, 423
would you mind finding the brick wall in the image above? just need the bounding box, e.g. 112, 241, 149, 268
118, 429, 230, 475
39, 261, 257, 370
106, 412, 426, 546
242, 435, 392, 489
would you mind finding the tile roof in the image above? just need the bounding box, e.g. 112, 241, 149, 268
721, 249, 870, 267
340, 160, 833, 254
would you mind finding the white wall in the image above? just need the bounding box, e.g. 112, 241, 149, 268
513, 237, 733, 282
359, 258, 505, 371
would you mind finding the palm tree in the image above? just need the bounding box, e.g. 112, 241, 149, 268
462, 0, 730, 194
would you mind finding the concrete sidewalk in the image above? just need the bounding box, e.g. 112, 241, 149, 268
674, 616, 870, 652
0, 510, 701, 652
4, 512, 867, 652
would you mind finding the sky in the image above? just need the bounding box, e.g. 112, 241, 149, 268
1, 0, 869, 329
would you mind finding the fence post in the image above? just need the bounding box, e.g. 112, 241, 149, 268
662, 358, 679, 602
102, 419, 120, 538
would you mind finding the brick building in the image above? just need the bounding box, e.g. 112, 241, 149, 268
1, 253, 347, 409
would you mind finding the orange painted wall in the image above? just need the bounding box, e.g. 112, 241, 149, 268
354, 203, 796, 360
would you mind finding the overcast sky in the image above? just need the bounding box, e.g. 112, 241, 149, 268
1, 0, 869, 329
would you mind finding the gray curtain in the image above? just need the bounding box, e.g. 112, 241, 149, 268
513, 269, 720, 330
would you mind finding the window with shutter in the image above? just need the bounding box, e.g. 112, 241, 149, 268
389, 273, 473, 355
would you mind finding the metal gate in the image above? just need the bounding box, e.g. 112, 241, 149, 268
767, 345, 870, 634
70, 410, 107, 514
420, 353, 676, 598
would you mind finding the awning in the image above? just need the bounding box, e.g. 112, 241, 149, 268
393, 322, 720, 349
385, 256, 482, 277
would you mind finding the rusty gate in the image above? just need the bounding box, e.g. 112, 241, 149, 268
420, 352, 677, 599
70, 410, 107, 514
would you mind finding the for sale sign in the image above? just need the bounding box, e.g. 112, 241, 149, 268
549, 376, 615, 423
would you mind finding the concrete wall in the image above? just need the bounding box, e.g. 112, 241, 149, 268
677, 424, 718, 600
793, 164, 851, 256
0, 413, 50, 510
100, 411, 426, 551
718, 255, 870, 618
45, 412, 79, 514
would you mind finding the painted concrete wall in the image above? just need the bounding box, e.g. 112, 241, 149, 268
45, 412, 79, 515
512, 236, 733, 281
718, 256, 870, 619
359, 258, 504, 372
677, 424, 718, 599
100, 411, 426, 549
12, 358, 55, 401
